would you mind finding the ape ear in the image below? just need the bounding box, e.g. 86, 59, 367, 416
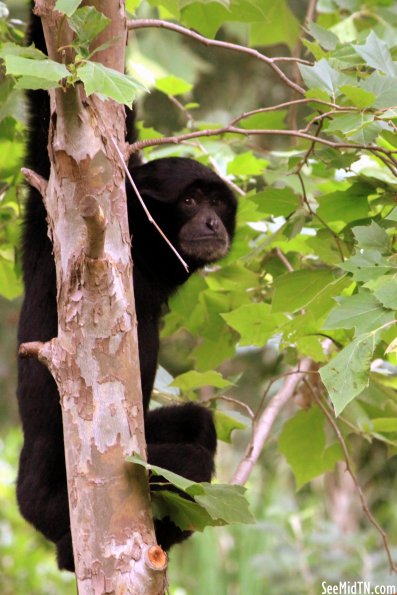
129, 166, 177, 203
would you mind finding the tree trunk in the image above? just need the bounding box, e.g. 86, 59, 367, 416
22, 1, 167, 592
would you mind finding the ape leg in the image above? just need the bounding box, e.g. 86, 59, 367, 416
145, 404, 217, 550
145, 403, 217, 454
17, 436, 72, 568
56, 531, 74, 571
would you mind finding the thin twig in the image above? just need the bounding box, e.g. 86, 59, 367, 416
110, 136, 189, 273
275, 248, 294, 272
167, 94, 195, 127
309, 385, 397, 573
207, 394, 255, 419
294, 118, 324, 174
128, 19, 307, 95
231, 358, 312, 486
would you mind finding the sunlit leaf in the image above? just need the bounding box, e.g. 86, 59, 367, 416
78, 61, 146, 106
279, 407, 343, 489
320, 334, 378, 416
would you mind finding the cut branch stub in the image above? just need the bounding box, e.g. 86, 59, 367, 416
145, 546, 168, 572
18, 339, 59, 373
18, 341, 45, 359
21, 167, 48, 198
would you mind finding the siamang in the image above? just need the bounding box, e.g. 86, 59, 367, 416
16, 7, 237, 572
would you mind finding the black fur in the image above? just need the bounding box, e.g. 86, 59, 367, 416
16, 9, 236, 571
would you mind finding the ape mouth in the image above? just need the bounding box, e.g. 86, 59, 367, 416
179, 236, 229, 262
184, 236, 225, 242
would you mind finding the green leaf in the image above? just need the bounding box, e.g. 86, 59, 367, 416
205, 262, 258, 292
5, 56, 69, 84
371, 418, 397, 433
128, 454, 197, 492
214, 410, 246, 443
227, 152, 268, 176
308, 22, 339, 51
272, 269, 335, 313
194, 484, 255, 525
171, 370, 231, 391
323, 293, 394, 334
69, 6, 110, 47
299, 59, 348, 98
341, 250, 393, 282
222, 303, 287, 347
352, 221, 390, 253
373, 278, 397, 310
239, 110, 287, 131
353, 31, 397, 77
252, 187, 299, 217
0, 43, 46, 61
316, 185, 369, 224
78, 61, 145, 106
362, 73, 397, 109
181, 3, 227, 38
278, 407, 343, 489
325, 113, 389, 144
129, 455, 254, 528
0, 117, 17, 141
193, 335, 236, 371
125, 0, 142, 14
152, 491, 219, 531
249, 0, 300, 50
155, 75, 193, 96
339, 85, 376, 109
320, 334, 379, 416
54, 0, 82, 16
13, 77, 61, 91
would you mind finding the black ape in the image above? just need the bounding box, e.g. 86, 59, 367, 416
16, 9, 236, 572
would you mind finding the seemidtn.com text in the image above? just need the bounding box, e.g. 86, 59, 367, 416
321, 582, 396, 595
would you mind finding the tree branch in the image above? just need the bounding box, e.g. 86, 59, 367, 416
231, 358, 312, 486
128, 124, 397, 168
127, 19, 307, 95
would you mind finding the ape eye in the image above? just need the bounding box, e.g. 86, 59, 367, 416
210, 198, 220, 207
183, 197, 196, 207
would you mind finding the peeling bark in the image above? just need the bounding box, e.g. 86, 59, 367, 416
21, 1, 167, 592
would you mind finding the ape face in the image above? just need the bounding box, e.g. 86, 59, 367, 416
129, 157, 237, 278
176, 182, 234, 265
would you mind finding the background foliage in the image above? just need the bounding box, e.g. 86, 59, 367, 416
1, 0, 397, 593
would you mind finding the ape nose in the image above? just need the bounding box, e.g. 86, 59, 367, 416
206, 217, 219, 231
